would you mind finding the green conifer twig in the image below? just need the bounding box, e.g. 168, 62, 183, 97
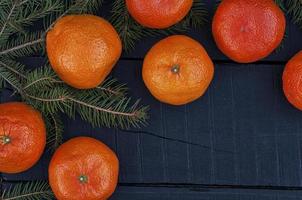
1, 61, 148, 130
45, 112, 64, 151
2, 180, 54, 200
110, 0, 207, 52
0, 0, 148, 155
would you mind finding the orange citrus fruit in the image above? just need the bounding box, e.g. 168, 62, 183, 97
212, 0, 286, 63
126, 0, 193, 29
283, 51, 302, 110
0, 102, 46, 173
143, 35, 214, 105
49, 137, 119, 200
46, 15, 122, 89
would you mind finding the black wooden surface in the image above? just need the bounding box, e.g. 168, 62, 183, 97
2, 0, 302, 199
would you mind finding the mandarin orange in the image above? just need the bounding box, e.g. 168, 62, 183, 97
143, 35, 214, 105
212, 0, 286, 63
283, 51, 302, 110
49, 137, 119, 200
0, 102, 46, 173
46, 15, 122, 89
126, 0, 193, 29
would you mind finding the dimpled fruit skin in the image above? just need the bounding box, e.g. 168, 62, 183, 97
283, 51, 302, 111
143, 35, 214, 106
0, 102, 46, 173
49, 137, 119, 200
46, 15, 122, 89
212, 0, 286, 63
126, 0, 193, 29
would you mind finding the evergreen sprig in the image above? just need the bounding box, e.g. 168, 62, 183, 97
44, 112, 64, 151
0, 62, 148, 130
2, 180, 54, 200
110, 0, 207, 51
286, 0, 302, 28
0, 31, 44, 57
0, 0, 148, 156
266, 1, 302, 29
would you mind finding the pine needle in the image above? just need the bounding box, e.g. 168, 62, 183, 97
13, 0, 63, 30
286, 0, 302, 28
23, 66, 62, 91
110, 0, 207, 52
0, 57, 148, 129
0, 1, 149, 197
44, 0, 103, 32
0, 0, 148, 131
0, 31, 44, 57
71, 91, 149, 129
2, 180, 54, 200
44, 112, 64, 151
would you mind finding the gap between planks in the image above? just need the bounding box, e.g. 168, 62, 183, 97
3, 179, 302, 191
118, 183, 302, 191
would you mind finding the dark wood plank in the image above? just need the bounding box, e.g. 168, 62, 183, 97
110, 185, 302, 200
111, 61, 301, 186
3, 181, 302, 200
2, 1, 302, 199
3, 59, 302, 188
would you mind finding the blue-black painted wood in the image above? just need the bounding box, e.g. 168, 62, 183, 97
3, 181, 302, 200
3, 59, 302, 189
111, 186, 302, 200
2, 0, 302, 199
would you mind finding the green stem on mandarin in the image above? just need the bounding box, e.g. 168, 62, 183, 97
171, 64, 180, 74
1, 135, 11, 144
78, 175, 88, 183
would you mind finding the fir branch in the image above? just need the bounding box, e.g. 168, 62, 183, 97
0, 71, 20, 92
0, 0, 103, 57
0, 0, 17, 38
66, 0, 103, 14
44, 112, 64, 151
24, 90, 148, 129
43, 8, 71, 33
0, 62, 148, 129
274, 0, 286, 11
2, 180, 54, 200
12, 0, 63, 29
0, 75, 5, 91
95, 77, 128, 97
0, 61, 23, 92
23, 66, 62, 90
286, 0, 302, 28
271, 0, 302, 30
274, 31, 288, 53
44, 0, 103, 32
111, 0, 207, 52
0, 0, 148, 132
167, 0, 207, 31
18, 0, 31, 6
23, 86, 73, 116
23, 65, 127, 98
0, 59, 26, 79
0, 31, 44, 57
70, 93, 148, 128
110, 0, 145, 51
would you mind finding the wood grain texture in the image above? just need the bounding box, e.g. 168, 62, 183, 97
2, 0, 302, 198
3, 59, 302, 189
110, 186, 302, 200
